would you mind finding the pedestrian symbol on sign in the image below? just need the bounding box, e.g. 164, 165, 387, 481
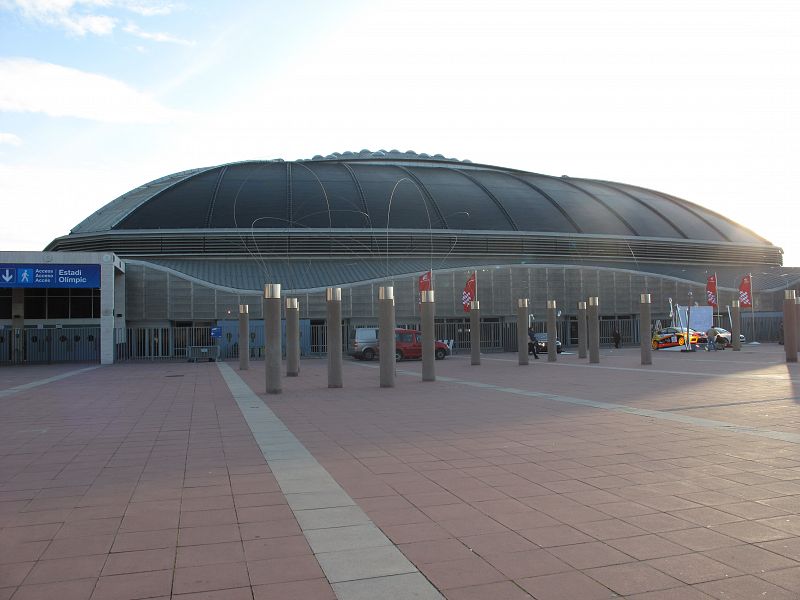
19, 269, 32, 283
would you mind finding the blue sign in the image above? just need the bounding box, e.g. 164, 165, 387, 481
0, 264, 101, 288
210, 327, 222, 338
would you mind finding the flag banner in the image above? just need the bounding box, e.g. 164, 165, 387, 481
418, 270, 432, 304
739, 274, 752, 308
462, 272, 476, 312
419, 271, 432, 292
706, 274, 718, 307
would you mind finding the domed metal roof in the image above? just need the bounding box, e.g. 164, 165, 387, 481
70, 151, 765, 245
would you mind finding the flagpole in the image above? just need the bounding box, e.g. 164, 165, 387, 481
715, 272, 718, 326
750, 272, 755, 343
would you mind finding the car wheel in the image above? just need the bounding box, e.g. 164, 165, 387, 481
395, 350, 403, 361
556, 347, 562, 354
677, 336, 684, 345
363, 348, 375, 361
435, 348, 446, 360
651, 340, 659, 350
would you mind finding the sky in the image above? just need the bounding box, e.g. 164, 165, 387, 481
1, 0, 799, 265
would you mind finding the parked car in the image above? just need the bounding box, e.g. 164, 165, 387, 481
710, 327, 746, 347
651, 326, 702, 350
349, 328, 450, 361
533, 332, 562, 354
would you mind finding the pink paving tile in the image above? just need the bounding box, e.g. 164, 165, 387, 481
234, 505, 293, 524
438, 515, 509, 537
232, 493, 286, 509
625, 588, 716, 599
584, 562, 682, 595
238, 519, 301, 541
703, 544, 799, 574
102, 548, 176, 576
0, 561, 35, 587
252, 578, 335, 600
491, 510, 560, 530
172, 563, 250, 595
696, 574, 799, 600
0, 541, 49, 564
517, 570, 615, 600
460, 531, 537, 555
242, 536, 310, 561
178, 524, 241, 546
646, 553, 742, 584
179, 509, 239, 528
518, 524, 595, 548
399, 539, 474, 564
482, 548, 571, 579
660, 527, 741, 552
41, 534, 115, 560
24, 554, 106, 584
420, 556, 506, 590
758, 537, 800, 561
382, 521, 453, 544
606, 534, 692, 560
246, 555, 324, 586
709, 520, 791, 543
172, 588, 253, 600
91, 570, 174, 600
444, 581, 534, 599
110, 529, 178, 553
176, 542, 245, 568
11, 578, 97, 600
548, 540, 635, 569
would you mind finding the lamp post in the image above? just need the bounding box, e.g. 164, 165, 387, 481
238, 304, 249, 371
263, 283, 282, 394
517, 299, 529, 366
685, 291, 693, 351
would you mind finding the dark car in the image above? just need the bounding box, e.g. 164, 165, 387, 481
533, 332, 562, 354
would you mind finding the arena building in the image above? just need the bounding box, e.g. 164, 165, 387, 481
3, 150, 799, 363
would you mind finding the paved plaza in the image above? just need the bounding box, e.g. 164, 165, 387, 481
1, 346, 799, 599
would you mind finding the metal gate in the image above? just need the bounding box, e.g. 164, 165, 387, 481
0, 326, 100, 365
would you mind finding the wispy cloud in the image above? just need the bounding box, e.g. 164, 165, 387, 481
0, 0, 183, 36
123, 22, 193, 46
0, 132, 23, 146
1, 0, 116, 35
0, 58, 181, 123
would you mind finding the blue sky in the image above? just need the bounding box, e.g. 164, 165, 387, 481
1, 0, 799, 269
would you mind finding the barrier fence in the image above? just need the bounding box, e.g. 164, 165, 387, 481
0, 326, 100, 365
1, 314, 784, 365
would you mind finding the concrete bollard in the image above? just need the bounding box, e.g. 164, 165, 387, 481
326, 288, 342, 388
640, 294, 652, 365
796, 296, 800, 357
577, 301, 587, 359
421, 290, 436, 381
470, 301, 481, 365
731, 300, 741, 351
286, 298, 300, 377
784, 290, 797, 363
517, 299, 529, 366
238, 304, 249, 371
588, 297, 600, 364
263, 283, 282, 394
379, 286, 396, 387
547, 300, 557, 362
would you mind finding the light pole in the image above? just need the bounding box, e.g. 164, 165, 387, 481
685, 291, 693, 351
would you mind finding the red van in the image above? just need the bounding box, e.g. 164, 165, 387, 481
349, 328, 450, 361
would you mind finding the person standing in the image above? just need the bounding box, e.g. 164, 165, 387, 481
612, 329, 621, 349
528, 327, 540, 359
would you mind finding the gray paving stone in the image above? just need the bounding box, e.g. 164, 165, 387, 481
316, 545, 416, 583
305, 523, 392, 553
295, 505, 372, 530
332, 573, 445, 600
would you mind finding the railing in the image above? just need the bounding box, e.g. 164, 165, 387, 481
0, 326, 100, 365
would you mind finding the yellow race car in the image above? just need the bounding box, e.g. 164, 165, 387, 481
651, 327, 704, 350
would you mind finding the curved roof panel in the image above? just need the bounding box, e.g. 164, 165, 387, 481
70, 152, 770, 247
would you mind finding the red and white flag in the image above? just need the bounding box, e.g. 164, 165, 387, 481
738, 274, 753, 308
462, 272, 476, 312
706, 274, 718, 308
419, 271, 432, 293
